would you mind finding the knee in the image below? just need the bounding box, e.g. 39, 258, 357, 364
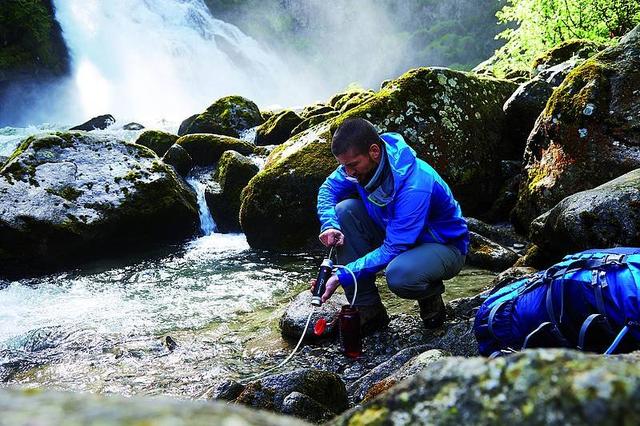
335, 198, 361, 223
385, 260, 413, 297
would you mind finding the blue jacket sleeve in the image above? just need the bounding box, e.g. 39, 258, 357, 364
317, 167, 357, 232
336, 187, 432, 287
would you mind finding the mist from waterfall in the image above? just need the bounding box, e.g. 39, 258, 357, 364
48, 0, 323, 125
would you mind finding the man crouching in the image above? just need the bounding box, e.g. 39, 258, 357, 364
313, 118, 469, 333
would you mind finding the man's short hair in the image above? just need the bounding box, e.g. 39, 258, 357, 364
331, 118, 381, 156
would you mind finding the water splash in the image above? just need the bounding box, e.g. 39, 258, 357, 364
51, 0, 312, 123
185, 171, 217, 236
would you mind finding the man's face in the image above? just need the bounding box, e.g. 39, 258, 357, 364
335, 144, 381, 186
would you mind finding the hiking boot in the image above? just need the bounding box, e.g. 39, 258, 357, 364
357, 302, 390, 336
418, 294, 446, 329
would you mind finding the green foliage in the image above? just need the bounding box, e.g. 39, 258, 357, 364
0, 0, 68, 75
490, 0, 640, 76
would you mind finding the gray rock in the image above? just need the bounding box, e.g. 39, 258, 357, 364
70, 114, 116, 131
281, 391, 335, 423
236, 369, 348, 415
466, 218, 526, 249
0, 132, 199, 278
466, 232, 519, 272
206, 379, 246, 401
360, 349, 447, 403
529, 168, 640, 265
0, 387, 307, 425
178, 113, 199, 136
206, 150, 259, 232
512, 25, 640, 232
347, 345, 433, 403
162, 144, 193, 177
122, 122, 144, 130
334, 349, 640, 426
280, 290, 349, 340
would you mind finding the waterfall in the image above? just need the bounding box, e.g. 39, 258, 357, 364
51, 0, 311, 123
185, 175, 217, 235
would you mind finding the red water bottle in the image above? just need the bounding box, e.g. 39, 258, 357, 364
339, 305, 362, 358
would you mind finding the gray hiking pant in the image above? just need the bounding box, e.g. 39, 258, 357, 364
334, 198, 466, 306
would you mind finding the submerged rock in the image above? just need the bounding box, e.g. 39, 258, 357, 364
176, 134, 254, 167
206, 150, 258, 233
0, 387, 307, 425
181, 95, 263, 137
70, 114, 116, 131
0, 132, 199, 278
529, 168, 640, 266
134, 130, 178, 157
280, 290, 349, 340
512, 25, 640, 232
334, 349, 640, 426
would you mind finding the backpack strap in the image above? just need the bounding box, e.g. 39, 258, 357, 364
591, 270, 614, 334
604, 325, 630, 355
488, 298, 510, 341
521, 322, 551, 350
545, 278, 571, 346
577, 313, 602, 350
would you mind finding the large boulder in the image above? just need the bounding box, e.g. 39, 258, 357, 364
528, 168, 640, 265
206, 150, 259, 233
181, 95, 263, 137
0, 387, 306, 425
0, 132, 199, 278
512, 26, 640, 232
176, 134, 254, 167
255, 110, 303, 146
240, 67, 517, 250
335, 349, 640, 426
240, 123, 337, 249
531, 39, 606, 74
134, 130, 178, 157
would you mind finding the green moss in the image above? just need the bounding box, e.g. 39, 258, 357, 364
184, 95, 263, 137
134, 130, 178, 157
176, 134, 254, 166
346, 406, 389, 426
45, 186, 82, 201
532, 39, 604, 71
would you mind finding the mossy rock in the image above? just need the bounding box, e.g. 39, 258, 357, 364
240, 67, 517, 250
290, 111, 339, 137
134, 130, 178, 157
532, 39, 606, 73
299, 103, 334, 119
177, 113, 199, 136
512, 26, 640, 233
240, 123, 336, 249
337, 90, 376, 113
182, 95, 263, 137
206, 150, 259, 232
176, 133, 254, 167
466, 232, 519, 272
0, 0, 69, 79
335, 67, 518, 215
0, 387, 306, 425
255, 110, 303, 146
0, 132, 198, 278
527, 168, 640, 267
162, 143, 193, 177
329, 89, 368, 108
334, 349, 640, 425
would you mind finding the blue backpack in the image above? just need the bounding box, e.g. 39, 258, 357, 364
474, 248, 640, 357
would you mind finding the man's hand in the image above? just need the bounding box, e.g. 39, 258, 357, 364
309, 275, 340, 303
319, 229, 344, 247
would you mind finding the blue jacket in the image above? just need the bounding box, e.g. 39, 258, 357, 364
317, 133, 469, 288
